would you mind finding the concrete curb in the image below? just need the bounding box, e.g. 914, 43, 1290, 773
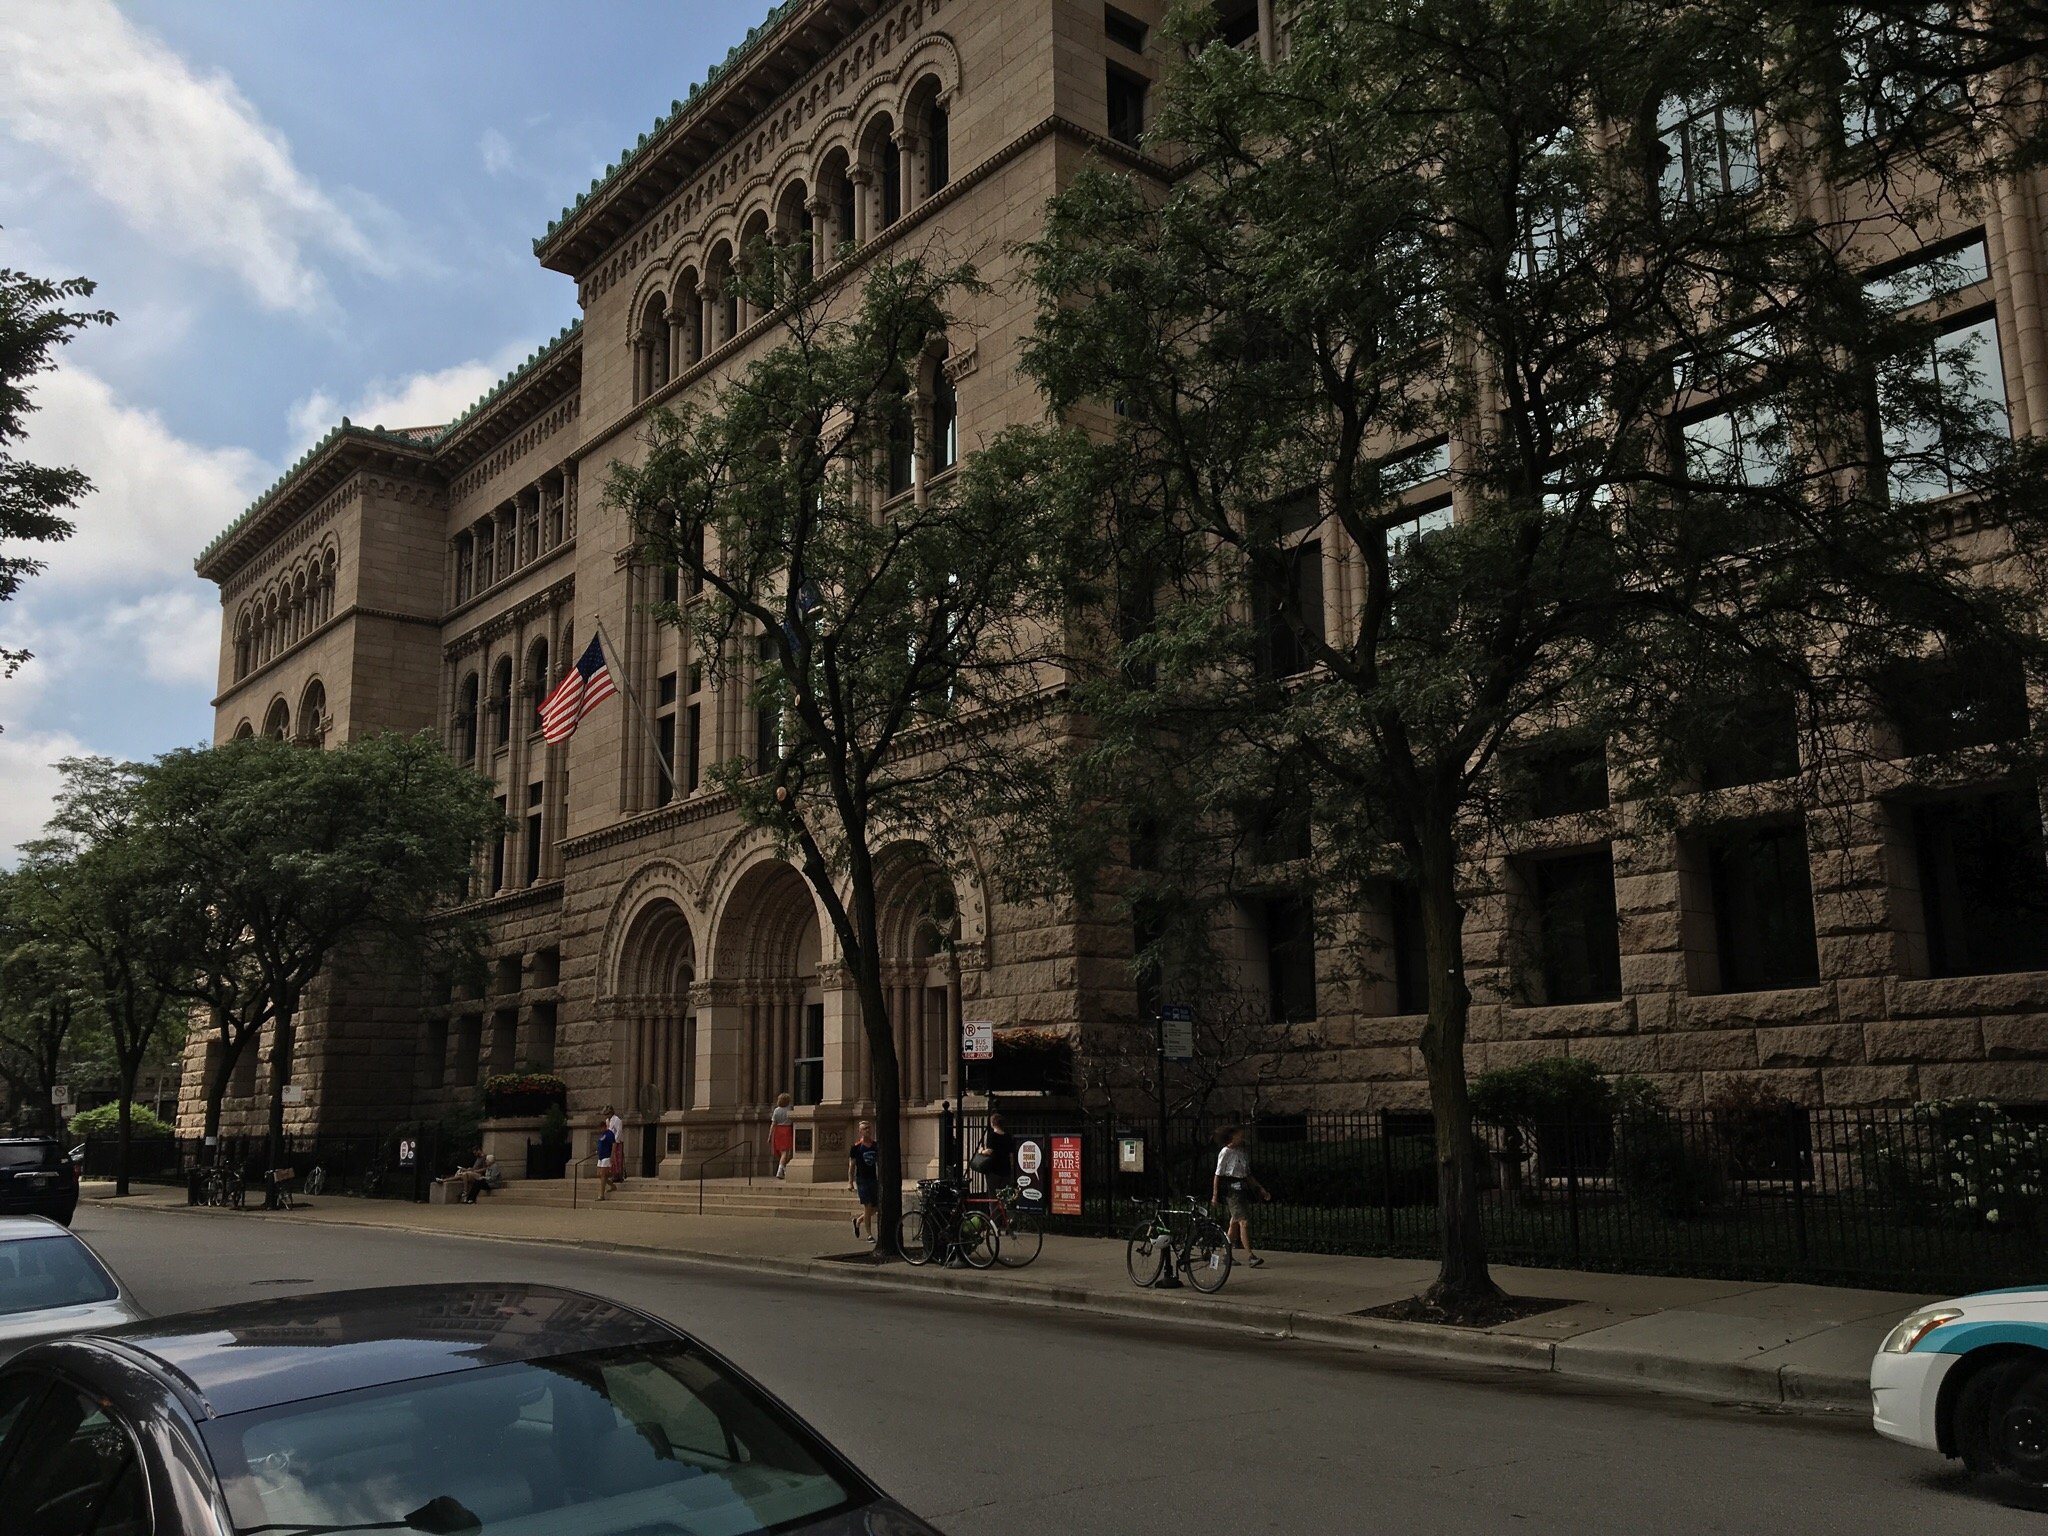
107, 1199, 1867, 1418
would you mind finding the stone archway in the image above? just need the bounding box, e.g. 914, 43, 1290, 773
711, 860, 823, 1111
873, 843, 964, 1107
612, 897, 696, 1130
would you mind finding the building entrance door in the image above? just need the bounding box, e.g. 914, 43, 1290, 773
640, 1122, 659, 1179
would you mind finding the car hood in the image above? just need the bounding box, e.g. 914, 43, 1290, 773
1957, 1284, 2048, 1313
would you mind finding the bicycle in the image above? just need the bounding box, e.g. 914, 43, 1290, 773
201, 1159, 245, 1210
898, 1177, 1000, 1269
303, 1165, 327, 1197
963, 1182, 1044, 1268
1125, 1196, 1232, 1293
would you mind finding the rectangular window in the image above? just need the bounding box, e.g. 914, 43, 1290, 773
1880, 649, 2028, 756
686, 703, 702, 793
795, 1003, 825, 1106
1699, 693, 1801, 790
1263, 894, 1318, 1023
489, 798, 507, 893
1215, 0, 1261, 49
1388, 883, 1431, 1014
1867, 237, 1990, 313
1657, 95, 1760, 209
453, 1016, 482, 1088
887, 412, 915, 498
1883, 314, 2009, 503
755, 636, 781, 776
655, 712, 676, 807
659, 565, 680, 606
1842, 6, 1967, 147
1527, 849, 1623, 1004
1107, 65, 1148, 148
1707, 821, 1821, 992
1681, 399, 1788, 487
529, 1003, 557, 1073
932, 368, 959, 472
1504, 737, 1610, 819
423, 1016, 447, 1090
1257, 540, 1325, 678
525, 782, 544, 885
1915, 788, 2048, 977
1105, 5, 1148, 51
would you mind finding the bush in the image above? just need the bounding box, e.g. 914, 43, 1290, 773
67, 1102, 174, 1141
1871, 1099, 2048, 1232
1613, 1106, 1725, 1218
1470, 1057, 1615, 1130
482, 1073, 567, 1118
1707, 1077, 1808, 1181
991, 1030, 1074, 1095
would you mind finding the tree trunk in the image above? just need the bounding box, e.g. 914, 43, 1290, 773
265, 1001, 296, 1211
114, 1066, 137, 1199
1415, 818, 1503, 1318
204, 1021, 251, 1143
854, 956, 906, 1253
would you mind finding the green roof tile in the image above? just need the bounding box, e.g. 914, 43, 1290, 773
534, 0, 798, 253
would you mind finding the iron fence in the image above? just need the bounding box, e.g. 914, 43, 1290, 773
957, 1102, 2048, 1295
81, 1129, 448, 1204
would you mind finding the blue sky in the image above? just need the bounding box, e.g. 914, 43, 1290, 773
0, 0, 776, 855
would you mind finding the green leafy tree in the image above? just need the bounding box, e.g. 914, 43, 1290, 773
0, 241, 113, 681
1015, 0, 2048, 1315
137, 733, 503, 1204
16, 759, 182, 1195
605, 251, 1085, 1246
0, 870, 89, 1134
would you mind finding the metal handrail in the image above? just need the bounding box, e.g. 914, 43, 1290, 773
694, 1138, 755, 1214
569, 1151, 604, 1210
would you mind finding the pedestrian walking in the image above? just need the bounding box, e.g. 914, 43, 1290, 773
1212, 1125, 1271, 1268
970, 1112, 1015, 1193
848, 1119, 880, 1243
771, 1092, 795, 1180
595, 1115, 617, 1203
606, 1105, 626, 1188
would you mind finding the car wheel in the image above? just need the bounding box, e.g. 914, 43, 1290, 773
1958, 1357, 2048, 1490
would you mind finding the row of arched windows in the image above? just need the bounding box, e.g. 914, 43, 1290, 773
630, 72, 953, 403
455, 636, 556, 765
452, 471, 569, 607
231, 678, 328, 747
232, 545, 338, 682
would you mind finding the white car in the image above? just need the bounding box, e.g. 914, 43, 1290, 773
1872, 1284, 2048, 1491
0, 1215, 145, 1363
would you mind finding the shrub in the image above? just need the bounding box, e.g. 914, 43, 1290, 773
1470, 1057, 1614, 1130
1877, 1099, 2048, 1232
1614, 1104, 1725, 1218
538, 1104, 570, 1151
1707, 1077, 1808, 1181
67, 1102, 174, 1141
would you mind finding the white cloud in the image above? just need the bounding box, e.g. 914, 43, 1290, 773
5, 365, 265, 591
285, 341, 535, 458
480, 128, 515, 178
0, 0, 392, 313
0, 728, 94, 860
105, 588, 221, 688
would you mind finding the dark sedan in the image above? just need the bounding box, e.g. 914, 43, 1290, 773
0, 1138, 80, 1226
0, 1281, 943, 1535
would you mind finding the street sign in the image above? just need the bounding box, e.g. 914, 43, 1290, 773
1052, 1134, 1083, 1216
1119, 1136, 1145, 1173
1159, 1005, 1195, 1062
281, 1084, 306, 1106
963, 1020, 995, 1061
50, 1085, 72, 1109
397, 1138, 418, 1169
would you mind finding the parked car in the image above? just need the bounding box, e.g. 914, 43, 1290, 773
1872, 1284, 2048, 1493
0, 1281, 943, 1535
0, 1217, 144, 1365
0, 1138, 80, 1226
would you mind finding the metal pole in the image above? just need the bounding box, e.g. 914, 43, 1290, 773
1154, 1008, 1170, 1202
593, 619, 678, 789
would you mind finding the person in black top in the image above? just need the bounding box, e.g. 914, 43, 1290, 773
848, 1119, 880, 1243
973, 1113, 1016, 1192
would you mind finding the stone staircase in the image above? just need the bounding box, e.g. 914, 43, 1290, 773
496, 1174, 872, 1223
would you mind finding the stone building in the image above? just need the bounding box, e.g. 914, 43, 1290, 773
181, 0, 2046, 1171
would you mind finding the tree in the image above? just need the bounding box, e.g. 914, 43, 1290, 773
0, 240, 113, 680
17, 759, 182, 1195
0, 871, 87, 1135
605, 250, 1085, 1249
1015, 0, 2048, 1316
136, 733, 503, 1205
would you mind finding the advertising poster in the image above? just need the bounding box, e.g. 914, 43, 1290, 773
1012, 1134, 1049, 1213
1051, 1134, 1083, 1216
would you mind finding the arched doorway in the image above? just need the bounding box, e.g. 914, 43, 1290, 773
713, 862, 823, 1112
614, 898, 695, 1177
875, 845, 960, 1107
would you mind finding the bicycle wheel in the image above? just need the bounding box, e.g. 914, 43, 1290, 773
1126, 1223, 1168, 1288
228, 1179, 245, 1211
897, 1210, 934, 1266
996, 1212, 1043, 1267
960, 1212, 1000, 1269
303, 1167, 326, 1196
1184, 1222, 1233, 1293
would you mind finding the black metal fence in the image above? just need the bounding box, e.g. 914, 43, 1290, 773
959, 1102, 2048, 1295
81, 1130, 449, 1204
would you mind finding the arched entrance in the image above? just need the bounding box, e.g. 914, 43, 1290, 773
613, 898, 695, 1177
713, 861, 823, 1112
874, 844, 961, 1108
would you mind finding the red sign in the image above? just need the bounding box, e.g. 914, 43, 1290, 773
1051, 1135, 1083, 1217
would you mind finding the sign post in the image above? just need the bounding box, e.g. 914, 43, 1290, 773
1154, 1004, 1193, 1286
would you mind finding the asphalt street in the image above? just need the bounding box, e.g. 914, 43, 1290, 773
69, 1202, 2036, 1535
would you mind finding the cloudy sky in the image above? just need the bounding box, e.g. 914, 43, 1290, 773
0, 0, 771, 856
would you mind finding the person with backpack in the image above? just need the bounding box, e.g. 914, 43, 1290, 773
970, 1112, 1015, 1193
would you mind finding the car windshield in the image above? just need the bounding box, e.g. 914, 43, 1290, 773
201, 1343, 866, 1536
0, 1145, 56, 1171
0, 1235, 119, 1316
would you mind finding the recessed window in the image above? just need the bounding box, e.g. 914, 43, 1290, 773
1705, 820, 1820, 992
1214, 0, 1261, 49
1108, 65, 1148, 148
1263, 895, 1318, 1023
1105, 6, 1148, 52
1914, 788, 2048, 977
1656, 95, 1760, 209
1698, 693, 1801, 791
1254, 539, 1324, 679
1504, 737, 1610, 820
1880, 649, 2028, 756
1526, 849, 1622, 1004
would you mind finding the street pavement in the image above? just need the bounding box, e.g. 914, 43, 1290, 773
71, 1200, 2039, 1535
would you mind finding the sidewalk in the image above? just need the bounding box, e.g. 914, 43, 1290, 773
83, 1182, 1919, 1417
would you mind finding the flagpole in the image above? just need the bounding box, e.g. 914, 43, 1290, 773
593, 618, 679, 793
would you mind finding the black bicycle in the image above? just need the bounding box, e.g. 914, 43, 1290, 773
898, 1177, 1000, 1269
1125, 1196, 1232, 1293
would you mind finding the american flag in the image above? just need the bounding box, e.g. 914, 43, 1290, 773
539, 634, 618, 744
